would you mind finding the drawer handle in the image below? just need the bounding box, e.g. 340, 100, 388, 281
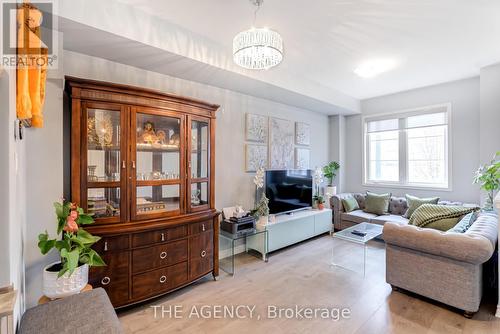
160, 233, 165, 242
160, 251, 167, 259
201, 250, 207, 258
101, 276, 111, 285
159, 275, 167, 284
202, 224, 206, 232
104, 241, 108, 252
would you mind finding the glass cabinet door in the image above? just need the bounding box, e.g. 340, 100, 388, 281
84, 103, 127, 223
188, 116, 210, 211
131, 108, 184, 220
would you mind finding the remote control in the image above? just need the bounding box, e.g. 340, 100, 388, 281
351, 230, 367, 237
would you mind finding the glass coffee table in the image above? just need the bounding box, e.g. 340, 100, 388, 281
331, 222, 383, 277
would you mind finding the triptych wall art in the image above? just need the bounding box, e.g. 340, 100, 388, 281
244, 113, 310, 172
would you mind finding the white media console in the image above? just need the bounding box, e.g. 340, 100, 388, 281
247, 209, 332, 255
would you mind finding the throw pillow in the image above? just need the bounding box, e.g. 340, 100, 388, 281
404, 194, 440, 218
341, 196, 359, 213
448, 212, 478, 233
364, 192, 391, 215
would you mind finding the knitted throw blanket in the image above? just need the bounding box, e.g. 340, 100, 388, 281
408, 204, 477, 228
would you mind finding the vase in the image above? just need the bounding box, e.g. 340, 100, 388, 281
318, 203, 325, 210
326, 186, 337, 196
42, 262, 89, 299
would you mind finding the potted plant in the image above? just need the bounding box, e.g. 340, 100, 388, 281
313, 167, 324, 209
251, 167, 270, 225
38, 200, 106, 299
316, 196, 325, 210
473, 152, 500, 211
323, 161, 340, 196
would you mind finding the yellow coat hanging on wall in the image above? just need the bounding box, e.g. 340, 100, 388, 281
16, 2, 47, 128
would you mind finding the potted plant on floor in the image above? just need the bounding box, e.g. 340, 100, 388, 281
323, 161, 340, 196
473, 152, 500, 211
38, 200, 106, 299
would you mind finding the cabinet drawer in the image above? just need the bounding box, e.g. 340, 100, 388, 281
93, 235, 130, 253
189, 231, 213, 259
89, 251, 129, 306
189, 221, 212, 235
132, 262, 188, 300
132, 239, 188, 273
190, 255, 213, 279
132, 225, 187, 248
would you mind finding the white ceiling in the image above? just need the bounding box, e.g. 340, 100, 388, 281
117, 0, 500, 99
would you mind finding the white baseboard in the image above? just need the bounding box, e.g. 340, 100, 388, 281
219, 244, 247, 259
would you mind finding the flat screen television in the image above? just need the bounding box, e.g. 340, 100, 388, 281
265, 169, 313, 214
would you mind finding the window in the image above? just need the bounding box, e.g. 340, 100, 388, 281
364, 104, 450, 189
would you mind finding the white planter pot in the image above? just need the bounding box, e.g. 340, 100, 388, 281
43, 262, 88, 299
326, 186, 337, 196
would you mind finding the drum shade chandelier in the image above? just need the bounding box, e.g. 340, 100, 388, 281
233, 0, 283, 70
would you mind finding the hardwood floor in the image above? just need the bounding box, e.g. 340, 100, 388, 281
118, 234, 500, 334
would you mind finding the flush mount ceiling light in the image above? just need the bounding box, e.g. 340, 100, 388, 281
354, 59, 398, 78
233, 0, 283, 70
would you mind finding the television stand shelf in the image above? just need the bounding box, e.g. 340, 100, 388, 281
247, 209, 332, 255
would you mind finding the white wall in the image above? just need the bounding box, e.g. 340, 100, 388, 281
328, 115, 346, 192
0, 67, 27, 327
24, 79, 64, 308
344, 77, 481, 203
0, 70, 10, 288
479, 63, 500, 207
480, 63, 500, 164
23, 50, 330, 308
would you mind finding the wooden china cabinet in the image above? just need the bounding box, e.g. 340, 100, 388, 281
65, 77, 220, 308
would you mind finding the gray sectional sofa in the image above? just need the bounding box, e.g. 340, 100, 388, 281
384, 213, 498, 316
331, 192, 470, 230
331, 192, 498, 316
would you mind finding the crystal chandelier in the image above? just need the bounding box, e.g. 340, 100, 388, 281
233, 0, 283, 70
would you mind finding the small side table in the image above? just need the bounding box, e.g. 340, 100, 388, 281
0, 286, 16, 334
219, 229, 268, 276
38, 284, 93, 305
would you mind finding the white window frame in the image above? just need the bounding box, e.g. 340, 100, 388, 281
362, 103, 452, 191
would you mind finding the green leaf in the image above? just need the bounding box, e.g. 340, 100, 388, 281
55, 239, 71, 252
38, 232, 48, 242
77, 214, 94, 225
88, 249, 106, 267
61, 248, 79, 276
77, 207, 84, 215
38, 235, 56, 255
69, 234, 85, 249
79, 253, 90, 264
53, 202, 64, 218
77, 229, 100, 245
57, 217, 66, 235
62, 203, 71, 220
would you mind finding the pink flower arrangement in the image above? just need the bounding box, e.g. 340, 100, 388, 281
38, 200, 105, 277
64, 208, 79, 233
